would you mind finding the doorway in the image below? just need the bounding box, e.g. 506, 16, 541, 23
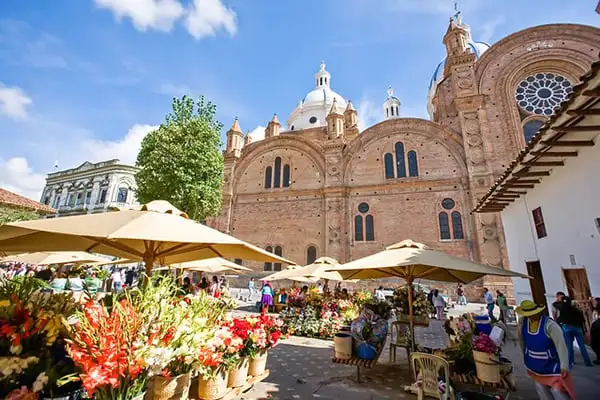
563, 268, 593, 338
526, 261, 548, 315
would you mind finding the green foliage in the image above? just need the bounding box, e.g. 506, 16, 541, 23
135, 95, 224, 222
0, 276, 49, 303
0, 206, 40, 225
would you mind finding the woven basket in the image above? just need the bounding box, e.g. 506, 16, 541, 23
473, 350, 501, 383
249, 351, 268, 377
227, 358, 249, 388
151, 372, 191, 400
197, 370, 229, 400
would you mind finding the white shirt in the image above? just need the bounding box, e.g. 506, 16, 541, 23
111, 271, 122, 282
375, 289, 386, 301
432, 294, 445, 307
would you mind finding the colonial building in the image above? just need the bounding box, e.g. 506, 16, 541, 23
474, 58, 599, 324
40, 159, 139, 217
210, 14, 600, 296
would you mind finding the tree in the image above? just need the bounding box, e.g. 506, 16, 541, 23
135, 96, 224, 222
0, 207, 40, 225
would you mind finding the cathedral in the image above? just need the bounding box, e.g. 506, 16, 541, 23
209, 14, 600, 296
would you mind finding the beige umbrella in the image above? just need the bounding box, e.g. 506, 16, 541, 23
153, 257, 252, 273
327, 239, 530, 350
277, 256, 348, 281
0, 251, 112, 266
0, 200, 294, 275
263, 265, 319, 283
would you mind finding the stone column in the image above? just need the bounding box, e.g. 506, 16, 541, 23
323, 140, 346, 262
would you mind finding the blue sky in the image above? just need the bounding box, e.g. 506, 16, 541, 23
0, 0, 598, 200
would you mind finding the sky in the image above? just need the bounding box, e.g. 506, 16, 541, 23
0, 0, 598, 201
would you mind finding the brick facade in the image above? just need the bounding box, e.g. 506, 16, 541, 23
210, 23, 600, 301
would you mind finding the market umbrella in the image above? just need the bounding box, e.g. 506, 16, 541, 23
0, 251, 112, 266
153, 257, 252, 273
263, 265, 319, 283
276, 256, 348, 282
0, 200, 294, 276
326, 239, 531, 350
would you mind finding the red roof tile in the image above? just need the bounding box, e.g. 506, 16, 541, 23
0, 188, 56, 214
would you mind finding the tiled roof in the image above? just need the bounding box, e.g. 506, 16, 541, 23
0, 188, 56, 214
473, 55, 600, 213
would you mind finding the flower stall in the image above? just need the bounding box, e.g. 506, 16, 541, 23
392, 285, 433, 326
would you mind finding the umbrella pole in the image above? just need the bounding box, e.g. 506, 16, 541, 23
143, 253, 155, 285
407, 278, 415, 353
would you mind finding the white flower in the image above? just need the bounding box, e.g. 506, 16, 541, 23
33, 372, 48, 392
9, 344, 23, 355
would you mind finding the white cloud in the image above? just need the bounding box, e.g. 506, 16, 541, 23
184, 0, 237, 39
479, 15, 505, 43
94, 0, 185, 32
0, 83, 32, 119
247, 125, 266, 142
0, 157, 46, 201
157, 83, 193, 97
357, 97, 382, 131
81, 124, 159, 165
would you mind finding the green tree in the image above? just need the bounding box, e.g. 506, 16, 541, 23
135, 96, 224, 222
0, 207, 40, 225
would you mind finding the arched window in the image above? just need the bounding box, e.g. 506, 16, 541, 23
365, 215, 375, 241
307, 246, 317, 265
384, 153, 395, 179
407, 150, 418, 177
283, 164, 291, 187
522, 119, 545, 144
264, 166, 272, 189
395, 142, 406, 178
273, 157, 281, 188
264, 246, 273, 271
451, 211, 464, 239
354, 215, 364, 241
274, 246, 283, 271
439, 212, 450, 240
117, 187, 128, 203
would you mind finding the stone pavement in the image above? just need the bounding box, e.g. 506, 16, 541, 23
229, 292, 598, 399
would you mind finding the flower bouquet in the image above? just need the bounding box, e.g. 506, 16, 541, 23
392, 285, 433, 325
472, 333, 501, 383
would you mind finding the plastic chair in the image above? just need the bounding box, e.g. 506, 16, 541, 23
389, 321, 410, 363
410, 352, 452, 400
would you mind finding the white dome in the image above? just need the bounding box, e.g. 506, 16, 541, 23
287, 62, 347, 131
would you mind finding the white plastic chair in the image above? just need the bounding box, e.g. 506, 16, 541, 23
410, 352, 452, 400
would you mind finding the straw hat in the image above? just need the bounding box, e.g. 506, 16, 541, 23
515, 300, 545, 317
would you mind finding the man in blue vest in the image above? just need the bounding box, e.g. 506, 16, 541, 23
516, 300, 574, 400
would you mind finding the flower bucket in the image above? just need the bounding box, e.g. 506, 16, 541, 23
249, 351, 268, 377
152, 372, 191, 400
42, 388, 85, 400
197, 370, 229, 400
473, 350, 501, 383
333, 333, 352, 359
228, 358, 249, 388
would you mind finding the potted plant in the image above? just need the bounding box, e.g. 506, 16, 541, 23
472, 333, 501, 383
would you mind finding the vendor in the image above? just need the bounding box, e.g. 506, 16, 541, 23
516, 300, 574, 400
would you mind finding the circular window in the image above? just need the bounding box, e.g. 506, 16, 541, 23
309, 116, 318, 124
515, 73, 573, 116
358, 202, 370, 213
441, 198, 455, 210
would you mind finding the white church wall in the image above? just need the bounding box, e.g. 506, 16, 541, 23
501, 140, 600, 310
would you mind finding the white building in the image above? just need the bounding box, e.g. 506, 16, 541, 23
474, 58, 600, 324
40, 159, 139, 217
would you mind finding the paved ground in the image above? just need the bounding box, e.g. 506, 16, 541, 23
229, 290, 598, 400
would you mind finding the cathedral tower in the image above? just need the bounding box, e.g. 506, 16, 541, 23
326, 98, 345, 140
265, 114, 281, 139
383, 87, 401, 120
225, 117, 243, 158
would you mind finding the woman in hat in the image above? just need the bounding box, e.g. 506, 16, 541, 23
516, 300, 574, 400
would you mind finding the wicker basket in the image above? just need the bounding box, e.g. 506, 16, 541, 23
249, 351, 268, 377
197, 370, 229, 400
227, 358, 249, 388
151, 372, 191, 400
473, 350, 501, 383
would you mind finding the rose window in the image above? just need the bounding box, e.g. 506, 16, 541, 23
515, 73, 573, 116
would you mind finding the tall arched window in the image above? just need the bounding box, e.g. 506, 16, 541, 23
354, 215, 364, 241
522, 119, 545, 144
117, 187, 128, 203
274, 246, 283, 271
384, 153, 395, 179
282, 164, 291, 187
273, 157, 282, 188
264, 166, 272, 189
365, 215, 375, 241
451, 211, 464, 239
264, 246, 273, 271
439, 212, 451, 240
395, 142, 406, 178
407, 150, 418, 177
306, 246, 317, 264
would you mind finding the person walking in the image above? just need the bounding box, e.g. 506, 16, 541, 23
457, 284, 467, 305
110, 268, 122, 293
590, 297, 600, 365
496, 290, 509, 323
374, 286, 386, 301
209, 276, 221, 298
483, 287, 495, 320
552, 292, 566, 320
260, 281, 274, 313
557, 297, 593, 367
516, 300, 574, 400
248, 277, 256, 298
432, 289, 446, 320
